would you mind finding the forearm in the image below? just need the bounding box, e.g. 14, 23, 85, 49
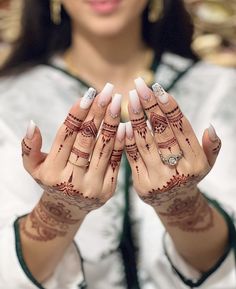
154, 188, 228, 272
19, 191, 86, 283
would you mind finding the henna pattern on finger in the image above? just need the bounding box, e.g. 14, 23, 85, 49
71, 146, 90, 160
126, 143, 140, 162
64, 113, 83, 141
21, 139, 32, 156
157, 137, 177, 152
145, 102, 159, 111
100, 123, 118, 159
110, 149, 123, 173
159, 193, 214, 232
150, 112, 168, 134
131, 116, 148, 140
212, 139, 222, 155
20, 199, 80, 241
80, 118, 98, 138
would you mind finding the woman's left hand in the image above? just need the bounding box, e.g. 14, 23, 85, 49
125, 78, 222, 220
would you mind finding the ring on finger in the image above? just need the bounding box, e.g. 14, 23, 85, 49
158, 150, 183, 166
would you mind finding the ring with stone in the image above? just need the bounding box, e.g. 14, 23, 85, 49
158, 150, 183, 166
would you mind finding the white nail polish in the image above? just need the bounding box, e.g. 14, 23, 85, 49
152, 83, 169, 104
126, 122, 134, 139
134, 77, 150, 101
26, 120, 36, 140
80, 87, 96, 109
129, 89, 142, 114
117, 123, 126, 142
98, 83, 114, 107
110, 93, 122, 118
208, 124, 218, 142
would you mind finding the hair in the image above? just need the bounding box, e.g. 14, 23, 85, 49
0, 0, 197, 76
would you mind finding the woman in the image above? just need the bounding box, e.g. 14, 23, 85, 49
0, 0, 235, 288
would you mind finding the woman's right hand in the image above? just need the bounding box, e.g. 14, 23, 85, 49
21, 83, 125, 216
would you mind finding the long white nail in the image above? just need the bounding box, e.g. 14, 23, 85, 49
117, 123, 126, 142
80, 87, 96, 109
129, 89, 142, 114
208, 124, 218, 142
126, 122, 134, 139
152, 83, 169, 104
98, 83, 114, 107
110, 93, 122, 118
134, 77, 150, 101
26, 120, 36, 140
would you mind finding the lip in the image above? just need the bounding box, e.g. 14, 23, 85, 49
86, 0, 122, 15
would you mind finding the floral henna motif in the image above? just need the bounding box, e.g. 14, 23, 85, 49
80, 118, 98, 138
71, 146, 90, 160
131, 116, 147, 140
110, 149, 123, 172
20, 199, 80, 241
64, 113, 83, 141
150, 112, 168, 134
159, 193, 214, 232
21, 139, 31, 156
141, 173, 198, 207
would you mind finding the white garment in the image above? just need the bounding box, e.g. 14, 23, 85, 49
0, 53, 235, 289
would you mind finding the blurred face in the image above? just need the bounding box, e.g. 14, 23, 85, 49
62, 0, 148, 37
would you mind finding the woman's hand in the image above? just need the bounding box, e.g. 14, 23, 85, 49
125, 77, 222, 232
22, 83, 125, 217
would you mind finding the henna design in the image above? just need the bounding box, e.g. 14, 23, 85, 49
141, 173, 198, 207
126, 143, 140, 162
64, 113, 83, 141
150, 112, 168, 134
159, 193, 213, 232
21, 139, 31, 156
36, 174, 104, 212
157, 137, 177, 151
145, 103, 159, 111
80, 118, 98, 138
166, 106, 184, 132
212, 140, 222, 155
71, 146, 90, 160
131, 116, 147, 139
21, 199, 80, 241
100, 123, 118, 159
110, 149, 123, 172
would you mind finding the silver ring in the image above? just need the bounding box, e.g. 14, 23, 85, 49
158, 150, 183, 166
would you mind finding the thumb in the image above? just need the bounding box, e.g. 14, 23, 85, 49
202, 124, 222, 168
22, 120, 47, 174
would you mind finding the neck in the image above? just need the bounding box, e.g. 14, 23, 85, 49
67, 18, 149, 91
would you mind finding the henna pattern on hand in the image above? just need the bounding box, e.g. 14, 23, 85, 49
80, 118, 98, 138
157, 137, 177, 151
159, 193, 213, 232
131, 116, 148, 140
100, 123, 118, 159
20, 199, 80, 241
150, 112, 168, 134
64, 113, 83, 141
145, 103, 159, 111
21, 139, 32, 157
126, 143, 140, 162
71, 146, 90, 160
110, 149, 123, 173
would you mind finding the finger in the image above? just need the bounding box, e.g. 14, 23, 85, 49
202, 125, 222, 167
125, 121, 149, 184
102, 123, 125, 198
152, 82, 202, 159
69, 83, 114, 168
47, 87, 96, 168
134, 77, 181, 164
22, 121, 46, 174
88, 93, 122, 178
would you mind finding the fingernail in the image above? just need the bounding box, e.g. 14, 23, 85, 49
80, 87, 96, 109
134, 77, 151, 101
110, 93, 122, 118
152, 83, 169, 104
208, 124, 219, 142
126, 121, 134, 139
117, 123, 126, 142
129, 89, 142, 114
26, 120, 36, 140
98, 82, 114, 107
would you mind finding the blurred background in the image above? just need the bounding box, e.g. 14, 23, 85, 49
0, 0, 236, 67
